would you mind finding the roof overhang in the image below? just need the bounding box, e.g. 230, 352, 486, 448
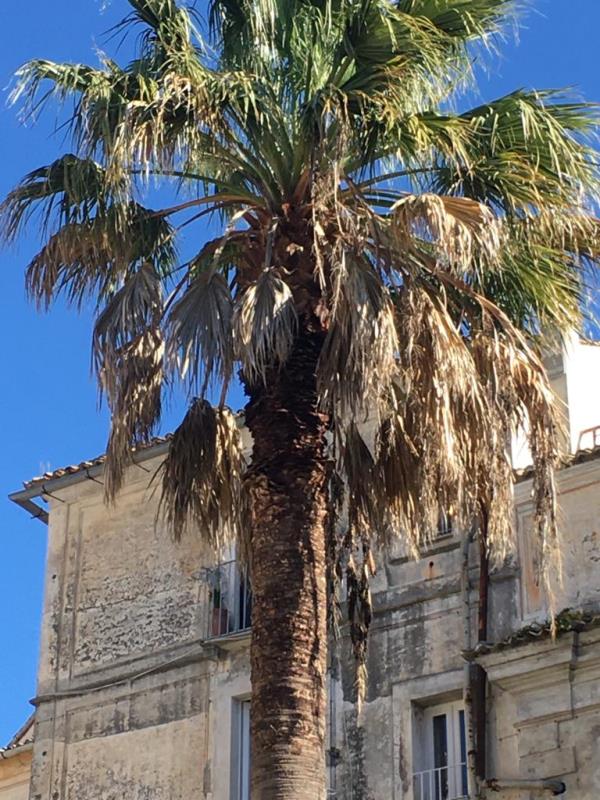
9, 438, 172, 526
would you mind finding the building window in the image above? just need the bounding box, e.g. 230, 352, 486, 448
413, 700, 467, 800
435, 511, 453, 540
207, 560, 252, 638
232, 699, 251, 800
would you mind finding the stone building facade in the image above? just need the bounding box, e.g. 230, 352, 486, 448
8, 336, 600, 800
0, 717, 33, 800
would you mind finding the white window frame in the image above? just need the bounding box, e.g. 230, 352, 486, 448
231, 697, 251, 800
413, 699, 467, 800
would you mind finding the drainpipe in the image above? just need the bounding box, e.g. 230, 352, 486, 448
461, 529, 478, 798
473, 509, 489, 785
484, 778, 566, 795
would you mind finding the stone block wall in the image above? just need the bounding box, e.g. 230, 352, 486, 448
25, 442, 600, 800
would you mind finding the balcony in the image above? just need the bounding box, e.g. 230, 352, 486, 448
413, 764, 468, 800
205, 560, 252, 642
577, 425, 600, 451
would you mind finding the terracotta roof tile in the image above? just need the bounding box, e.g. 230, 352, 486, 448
514, 444, 600, 482
465, 608, 600, 660
21, 430, 600, 492
1, 714, 35, 752
23, 434, 173, 490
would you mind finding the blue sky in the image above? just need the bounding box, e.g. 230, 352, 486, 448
1, 1, 600, 743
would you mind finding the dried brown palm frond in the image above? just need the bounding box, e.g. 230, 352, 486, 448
158, 399, 245, 547
340, 422, 386, 539
92, 261, 163, 373
166, 265, 234, 394
103, 328, 165, 500
318, 252, 399, 421
328, 423, 380, 706
93, 262, 165, 500
25, 222, 125, 310
233, 268, 298, 384
346, 548, 373, 711
471, 328, 561, 581
391, 192, 503, 272
373, 286, 484, 553
326, 469, 346, 639
25, 205, 175, 310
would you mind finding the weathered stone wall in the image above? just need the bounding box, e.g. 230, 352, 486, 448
483, 626, 600, 799
27, 416, 600, 799
328, 453, 600, 799
30, 456, 250, 800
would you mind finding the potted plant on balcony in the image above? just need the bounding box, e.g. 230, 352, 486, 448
210, 570, 229, 637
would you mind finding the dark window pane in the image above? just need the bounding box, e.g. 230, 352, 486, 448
433, 714, 448, 800
459, 709, 468, 795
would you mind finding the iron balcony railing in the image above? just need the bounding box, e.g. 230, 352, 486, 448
577, 425, 600, 451
413, 764, 468, 800
205, 560, 252, 639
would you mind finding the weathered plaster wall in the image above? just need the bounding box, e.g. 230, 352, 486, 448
330, 453, 600, 799
515, 456, 600, 619
483, 626, 600, 800
0, 751, 31, 800
27, 414, 600, 799
30, 455, 244, 800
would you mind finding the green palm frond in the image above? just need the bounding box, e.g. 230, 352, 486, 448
432, 90, 599, 212
0, 154, 108, 242
3, 0, 600, 652
398, 0, 517, 39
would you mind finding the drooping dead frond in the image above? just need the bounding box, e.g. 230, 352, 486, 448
318, 253, 399, 421
326, 469, 346, 639
372, 286, 483, 555
158, 399, 245, 546
471, 327, 561, 584
330, 427, 378, 708
166, 266, 234, 394
346, 549, 373, 711
93, 261, 163, 374
234, 268, 298, 384
341, 423, 386, 539
391, 193, 503, 271
26, 204, 175, 310
93, 262, 165, 500
103, 328, 165, 500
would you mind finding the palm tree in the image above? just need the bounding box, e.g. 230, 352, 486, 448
2, 1, 599, 797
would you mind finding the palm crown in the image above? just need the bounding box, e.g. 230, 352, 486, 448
3, 0, 599, 627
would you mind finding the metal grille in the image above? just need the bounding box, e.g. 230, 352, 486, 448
577, 425, 600, 451
206, 560, 252, 638
413, 765, 468, 800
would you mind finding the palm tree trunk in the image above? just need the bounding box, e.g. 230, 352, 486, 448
243, 329, 329, 800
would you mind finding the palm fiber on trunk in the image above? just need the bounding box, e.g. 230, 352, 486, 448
243, 330, 330, 800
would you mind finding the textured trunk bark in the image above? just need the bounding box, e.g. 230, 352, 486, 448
243, 329, 329, 800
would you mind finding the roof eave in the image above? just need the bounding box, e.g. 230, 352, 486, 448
9, 438, 172, 526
